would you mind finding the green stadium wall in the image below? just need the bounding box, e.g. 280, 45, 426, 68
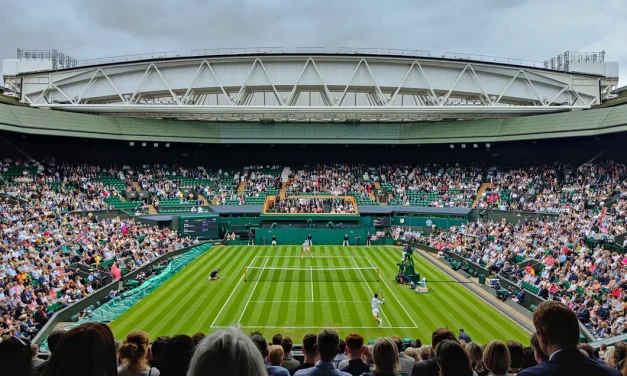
2, 103, 627, 144
253, 228, 377, 246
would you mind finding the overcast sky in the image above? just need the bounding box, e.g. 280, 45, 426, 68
1, 0, 626, 85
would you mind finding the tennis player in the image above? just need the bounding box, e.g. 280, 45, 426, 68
302, 239, 312, 258
209, 268, 220, 280
372, 293, 384, 328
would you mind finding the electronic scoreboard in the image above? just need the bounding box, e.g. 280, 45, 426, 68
180, 215, 219, 239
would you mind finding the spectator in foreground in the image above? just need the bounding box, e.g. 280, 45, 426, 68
293, 329, 351, 376
281, 337, 301, 370
418, 346, 432, 362
118, 331, 159, 376
34, 329, 65, 375
404, 348, 420, 362
31, 343, 45, 369
411, 328, 457, 376
42, 322, 117, 376
529, 333, 548, 365
269, 345, 287, 368
159, 335, 195, 376
187, 327, 266, 376
521, 347, 538, 370
149, 336, 169, 371
0, 337, 33, 376
339, 333, 370, 376
333, 339, 348, 367
435, 339, 474, 376
191, 333, 206, 346
465, 342, 487, 376
251, 333, 290, 376
273, 333, 284, 346
393, 336, 416, 376
290, 334, 319, 375
483, 340, 512, 376
362, 337, 401, 376
506, 340, 524, 374
517, 301, 620, 376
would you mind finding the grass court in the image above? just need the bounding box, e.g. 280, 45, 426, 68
109, 245, 529, 343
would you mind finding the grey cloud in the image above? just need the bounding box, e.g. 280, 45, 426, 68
0, 0, 626, 84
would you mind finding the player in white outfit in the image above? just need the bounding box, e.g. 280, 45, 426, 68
371, 293, 384, 328
302, 239, 312, 258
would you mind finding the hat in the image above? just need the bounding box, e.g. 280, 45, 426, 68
459, 328, 465, 332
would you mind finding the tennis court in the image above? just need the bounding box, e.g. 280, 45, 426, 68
109, 245, 530, 343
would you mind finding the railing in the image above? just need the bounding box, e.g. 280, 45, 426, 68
263, 195, 359, 215
416, 244, 596, 342
73, 47, 551, 70
33, 242, 213, 345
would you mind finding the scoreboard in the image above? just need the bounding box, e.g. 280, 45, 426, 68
180, 215, 219, 239
372, 217, 390, 227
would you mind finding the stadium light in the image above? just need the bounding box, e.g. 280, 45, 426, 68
154, 143, 158, 147
142, 142, 147, 147
461, 144, 466, 149
473, 144, 478, 148
165, 143, 170, 148
129, 142, 134, 146
449, 144, 454, 149
485, 143, 491, 148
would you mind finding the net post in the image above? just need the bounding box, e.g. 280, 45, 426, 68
244, 267, 247, 281
377, 267, 380, 282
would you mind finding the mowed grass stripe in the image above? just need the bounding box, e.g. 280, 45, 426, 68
373, 246, 508, 336
412, 253, 526, 341
174, 247, 255, 334
370, 246, 528, 343
146, 246, 246, 335
135, 246, 245, 336
110, 245, 530, 343
109, 246, 232, 336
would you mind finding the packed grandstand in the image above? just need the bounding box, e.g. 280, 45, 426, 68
2, 44, 627, 376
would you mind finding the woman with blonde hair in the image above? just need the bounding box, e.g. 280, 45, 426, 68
483, 340, 513, 376
362, 337, 401, 376
187, 326, 266, 376
404, 347, 420, 362
118, 331, 159, 376
465, 342, 487, 376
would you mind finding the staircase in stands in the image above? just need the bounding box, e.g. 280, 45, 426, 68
279, 167, 291, 199
373, 181, 385, 205
237, 180, 247, 195
472, 183, 492, 208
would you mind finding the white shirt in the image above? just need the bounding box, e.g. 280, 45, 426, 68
371, 297, 383, 310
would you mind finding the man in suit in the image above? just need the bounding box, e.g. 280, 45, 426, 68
392, 337, 415, 376
517, 301, 621, 376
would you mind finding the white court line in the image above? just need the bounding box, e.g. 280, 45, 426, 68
237, 256, 270, 324
310, 265, 314, 302
273, 256, 367, 258
210, 255, 262, 328
352, 256, 389, 328
250, 300, 371, 303
365, 252, 419, 328
212, 325, 419, 329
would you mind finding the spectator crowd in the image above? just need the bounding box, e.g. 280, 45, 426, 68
2, 301, 623, 376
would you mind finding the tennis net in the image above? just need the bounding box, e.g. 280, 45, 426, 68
243, 266, 380, 282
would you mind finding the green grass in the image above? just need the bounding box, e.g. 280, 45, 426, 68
109, 246, 530, 344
